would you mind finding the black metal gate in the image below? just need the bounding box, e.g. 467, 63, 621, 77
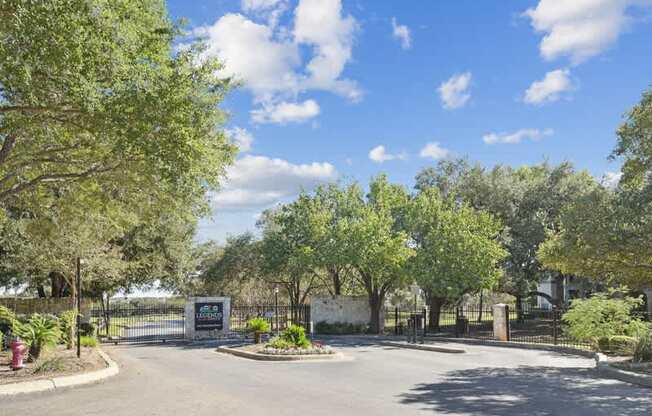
91, 304, 185, 343
230, 304, 311, 335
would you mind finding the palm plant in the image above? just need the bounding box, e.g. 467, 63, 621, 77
16, 314, 61, 360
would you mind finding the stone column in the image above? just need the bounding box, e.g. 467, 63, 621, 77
493, 304, 509, 341
185, 297, 231, 341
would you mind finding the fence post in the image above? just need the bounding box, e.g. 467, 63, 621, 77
394, 307, 398, 336
553, 308, 558, 345
505, 304, 510, 341
492, 304, 509, 341
422, 307, 427, 336
454, 307, 460, 338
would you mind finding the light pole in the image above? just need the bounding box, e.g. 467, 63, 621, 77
410, 283, 421, 344
76, 257, 84, 358
274, 285, 279, 336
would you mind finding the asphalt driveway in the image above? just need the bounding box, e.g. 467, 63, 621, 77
2, 338, 650, 416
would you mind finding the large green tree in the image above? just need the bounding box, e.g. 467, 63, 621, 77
257, 195, 330, 312
416, 159, 597, 312
539, 88, 652, 287
0, 0, 235, 297
406, 188, 506, 330
344, 176, 414, 333
0, 0, 234, 204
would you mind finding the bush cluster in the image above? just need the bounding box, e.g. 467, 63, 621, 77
315, 321, 368, 335
0, 306, 99, 360
246, 317, 271, 333
562, 289, 651, 349
267, 324, 311, 349
633, 332, 652, 363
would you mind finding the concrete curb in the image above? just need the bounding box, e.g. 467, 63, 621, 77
594, 354, 652, 388
0, 349, 119, 396
380, 341, 465, 354
216, 345, 344, 362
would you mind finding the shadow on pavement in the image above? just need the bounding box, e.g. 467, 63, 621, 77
398, 366, 652, 416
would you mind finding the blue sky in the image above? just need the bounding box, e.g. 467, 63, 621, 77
166, 0, 652, 244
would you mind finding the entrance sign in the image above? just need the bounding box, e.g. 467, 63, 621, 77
194, 302, 223, 331
185, 296, 231, 340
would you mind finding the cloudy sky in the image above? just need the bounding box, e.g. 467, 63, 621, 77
167, 0, 652, 243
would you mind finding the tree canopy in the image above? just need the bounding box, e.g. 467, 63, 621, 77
406, 188, 506, 329
0, 0, 235, 297
539, 87, 652, 287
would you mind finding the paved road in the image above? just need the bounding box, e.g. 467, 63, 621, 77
2, 338, 651, 416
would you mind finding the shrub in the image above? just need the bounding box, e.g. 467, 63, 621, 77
633, 331, 652, 363
0, 305, 17, 328
267, 337, 292, 350
281, 324, 311, 348
315, 321, 368, 335
562, 287, 650, 348
607, 336, 638, 355
80, 322, 96, 337
16, 314, 61, 360
266, 325, 311, 349
80, 335, 98, 348
59, 310, 77, 349
246, 317, 271, 333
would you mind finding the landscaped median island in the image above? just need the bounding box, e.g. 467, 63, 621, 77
0, 345, 105, 386
216, 322, 341, 361
0, 305, 117, 395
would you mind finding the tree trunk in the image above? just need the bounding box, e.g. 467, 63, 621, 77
36, 285, 46, 298
331, 268, 342, 296
515, 295, 523, 322
368, 292, 383, 334
428, 297, 445, 332
50, 271, 69, 297
477, 290, 484, 323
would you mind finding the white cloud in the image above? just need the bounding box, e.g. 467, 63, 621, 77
438, 72, 472, 110
241, 0, 288, 28
195, 13, 300, 100
251, 99, 320, 124
602, 171, 623, 189
241, 0, 285, 12
391, 17, 411, 49
196, 0, 361, 123
368, 145, 406, 163
524, 0, 650, 64
294, 0, 361, 101
483, 128, 554, 145
226, 127, 254, 152
213, 155, 337, 210
419, 142, 450, 160
524, 68, 573, 105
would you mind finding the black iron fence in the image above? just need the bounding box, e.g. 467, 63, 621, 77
384, 305, 494, 339
230, 304, 311, 335
383, 304, 646, 351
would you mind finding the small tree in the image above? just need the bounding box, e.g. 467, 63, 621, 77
345, 176, 414, 333
406, 189, 506, 330
562, 287, 650, 346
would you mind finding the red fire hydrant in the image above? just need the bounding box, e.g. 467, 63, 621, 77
10, 338, 27, 371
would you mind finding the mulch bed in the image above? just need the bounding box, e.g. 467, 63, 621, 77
0, 345, 105, 385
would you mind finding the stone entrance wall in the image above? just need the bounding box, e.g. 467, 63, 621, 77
312, 296, 379, 327
185, 297, 231, 340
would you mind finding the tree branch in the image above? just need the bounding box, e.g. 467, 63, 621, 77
0, 105, 80, 114
0, 134, 16, 166
0, 162, 121, 201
